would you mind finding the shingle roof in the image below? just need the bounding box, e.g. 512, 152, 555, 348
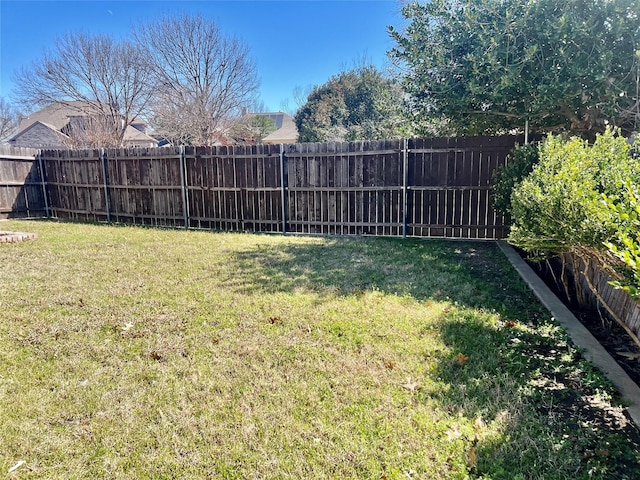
123, 125, 157, 143
251, 112, 298, 143
13, 101, 156, 145
13, 120, 71, 140
16, 101, 100, 132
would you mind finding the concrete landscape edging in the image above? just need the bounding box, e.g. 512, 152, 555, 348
0, 231, 37, 243
497, 240, 640, 429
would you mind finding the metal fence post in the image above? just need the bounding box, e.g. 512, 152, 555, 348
179, 145, 190, 229
100, 148, 111, 222
280, 144, 287, 234
402, 138, 409, 238
36, 151, 50, 218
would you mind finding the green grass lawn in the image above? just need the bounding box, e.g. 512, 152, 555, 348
1, 219, 639, 479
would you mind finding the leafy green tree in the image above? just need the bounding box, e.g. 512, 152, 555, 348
389, 0, 640, 138
294, 65, 413, 142
231, 114, 277, 144
249, 116, 276, 141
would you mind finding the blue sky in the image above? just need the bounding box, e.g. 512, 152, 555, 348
0, 0, 404, 113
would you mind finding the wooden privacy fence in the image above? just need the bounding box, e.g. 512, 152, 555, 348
38, 135, 522, 238
0, 145, 48, 219
0, 136, 520, 238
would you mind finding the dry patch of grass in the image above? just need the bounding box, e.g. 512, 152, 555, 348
1, 220, 638, 479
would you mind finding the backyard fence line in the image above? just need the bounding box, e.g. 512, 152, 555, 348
1, 135, 523, 238
0, 145, 41, 159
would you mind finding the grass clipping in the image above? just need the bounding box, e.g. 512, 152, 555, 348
1, 220, 639, 479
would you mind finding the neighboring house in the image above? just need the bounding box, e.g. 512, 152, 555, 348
9, 101, 158, 149
260, 112, 298, 145
9, 120, 69, 148
122, 124, 160, 148
233, 112, 299, 145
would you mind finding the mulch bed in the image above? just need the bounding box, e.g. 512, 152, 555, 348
527, 258, 640, 388
574, 306, 640, 387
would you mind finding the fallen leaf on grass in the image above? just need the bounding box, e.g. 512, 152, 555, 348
402, 377, 420, 392
383, 359, 394, 370
299, 324, 312, 334
149, 350, 163, 361
446, 425, 462, 441
121, 322, 134, 333
455, 353, 469, 366
474, 416, 486, 430
467, 446, 477, 469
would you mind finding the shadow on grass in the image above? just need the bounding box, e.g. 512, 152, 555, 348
219, 235, 640, 478
221, 236, 544, 321
433, 313, 640, 479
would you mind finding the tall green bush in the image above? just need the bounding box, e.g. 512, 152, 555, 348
605, 183, 640, 298
492, 143, 540, 218
509, 128, 640, 256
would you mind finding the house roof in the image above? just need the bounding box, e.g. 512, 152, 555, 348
16, 101, 101, 133
10, 120, 71, 145
12, 101, 157, 145
123, 124, 157, 143
248, 112, 298, 143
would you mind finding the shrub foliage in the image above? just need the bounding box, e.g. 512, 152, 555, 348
492, 143, 540, 218
508, 128, 640, 295
605, 183, 640, 298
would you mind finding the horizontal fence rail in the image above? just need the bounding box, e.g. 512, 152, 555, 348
2, 135, 524, 238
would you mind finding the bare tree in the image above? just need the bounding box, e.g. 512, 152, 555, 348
0, 97, 19, 141
136, 14, 260, 145
59, 115, 121, 149
15, 32, 154, 146
292, 85, 313, 110
277, 86, 313, 117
